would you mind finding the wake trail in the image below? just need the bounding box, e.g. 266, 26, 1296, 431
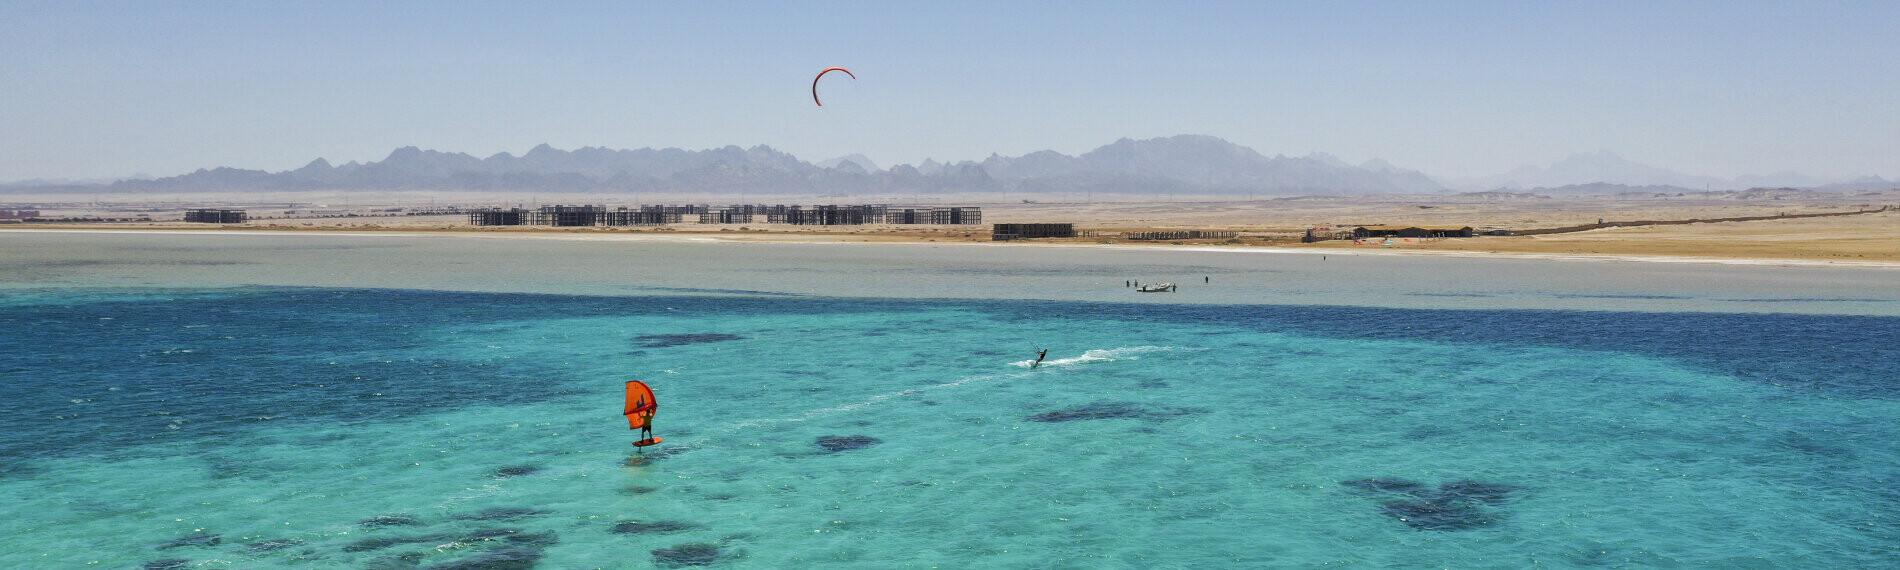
1009, 345, 1188, 369
689, 345, 1195, 447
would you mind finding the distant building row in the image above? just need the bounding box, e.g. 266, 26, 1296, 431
992, 223, 1075, 240
1303, 225, 1476, 241
184, 209, 247, 223
468, 204, 981, 227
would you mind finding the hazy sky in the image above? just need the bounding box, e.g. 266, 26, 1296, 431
2, 1, 1896, 181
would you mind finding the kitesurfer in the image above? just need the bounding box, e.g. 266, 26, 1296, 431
812, 67, 856, 107
1032, 348, 1049, 368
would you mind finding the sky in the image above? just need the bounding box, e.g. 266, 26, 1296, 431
1, 0, 1896, 182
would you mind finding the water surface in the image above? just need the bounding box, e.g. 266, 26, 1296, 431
1, 232, 1896, 567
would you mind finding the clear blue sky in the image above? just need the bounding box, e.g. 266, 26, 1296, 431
2, 0, 1895, 181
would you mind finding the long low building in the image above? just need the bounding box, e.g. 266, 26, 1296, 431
184, 209, 247, 223
993, 223, 1075, 240
469, 204, 982, 226
1352, 225, 1474, 238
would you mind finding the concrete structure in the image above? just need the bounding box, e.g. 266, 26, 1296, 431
1124, 230, 1237, 241
469, 208, 528, 226
1352, 225, 1474, 238
464, 203, 983, 227
993, 223, 1076, 240
184, 209, 247, 223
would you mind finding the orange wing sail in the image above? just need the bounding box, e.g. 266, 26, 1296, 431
624, 380, 657, 430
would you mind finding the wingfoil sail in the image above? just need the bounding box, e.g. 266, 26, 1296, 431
624, 380, 657, 430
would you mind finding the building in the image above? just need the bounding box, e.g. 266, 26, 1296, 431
184, 209, 247, 223
1351, 225, 1474, 238
536, 205, 605, 226
928, 207, 981, 225
992, 223, 1075, 240
781, 205, 877, 225
468, 208, 527, 226
699, 207, 754, 224
605, 208, 680, 225
887, 207, 929, 224
1302, 226, 1355, 242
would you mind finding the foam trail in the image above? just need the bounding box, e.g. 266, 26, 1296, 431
696, 346, 1193, 446
1010, 345, 1183, 369
721, 370, 1021, 434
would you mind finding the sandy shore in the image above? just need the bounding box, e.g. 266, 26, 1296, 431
5, 195, 1896, 267
7, 219, 1892, 269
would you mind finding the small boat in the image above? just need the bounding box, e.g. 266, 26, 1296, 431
1137, 282, 1177, 293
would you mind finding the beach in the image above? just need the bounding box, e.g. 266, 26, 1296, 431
7, 193, 1899, 265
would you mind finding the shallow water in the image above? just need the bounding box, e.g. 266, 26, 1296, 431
5, 230, 1899, 315
2, 233, 1898, 567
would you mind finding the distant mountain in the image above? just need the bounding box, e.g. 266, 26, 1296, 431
1466, 151, 1725, 190
816, 154, 880, 172
1813, 175, 1900, 193
1517, 182, 1701, 196
1460, 151, 1868, 191
1453, 190, 1550, 201
9, 135, 1450, 196
1514, 183, 1854, 201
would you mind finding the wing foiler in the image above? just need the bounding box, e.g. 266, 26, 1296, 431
625, 380, 662, 448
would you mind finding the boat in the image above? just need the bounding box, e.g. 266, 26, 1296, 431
1137, 282, 1176, 292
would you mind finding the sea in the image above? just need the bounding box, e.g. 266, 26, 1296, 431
1, 230, 1896, 568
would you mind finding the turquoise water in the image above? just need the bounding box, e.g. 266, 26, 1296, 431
3, 286, 1897, 568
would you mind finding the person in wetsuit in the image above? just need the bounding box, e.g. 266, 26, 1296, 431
1032, 348, 1049, 368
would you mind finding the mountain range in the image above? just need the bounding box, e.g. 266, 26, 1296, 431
1455, 150, 1887, 192
9, 136, 1446, 196
4, 136, 1889, 196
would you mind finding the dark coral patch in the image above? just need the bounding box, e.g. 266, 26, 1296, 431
1343, 477, 1520, 531
143, 560, 191, 570
612, 520, 703, 534
1436, 480, 1516, 504
636, 333, 744, 348
494, 465, 541, 478
365, 552, 427, 569
1026, 402, 1151, 422
343, 533, 453, 553
159, 533, 221, 549
463, 528, 559, 548
652, 542, 728, 567
453, 507, 550, 521
1380, 498, 1498, 531
247, 538, 305, 552
814, 435, 882, 453
429, 546, 544, 570
1341, 477, 1427, 495
718, 532, 754, 543
359, 514, 424, 528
